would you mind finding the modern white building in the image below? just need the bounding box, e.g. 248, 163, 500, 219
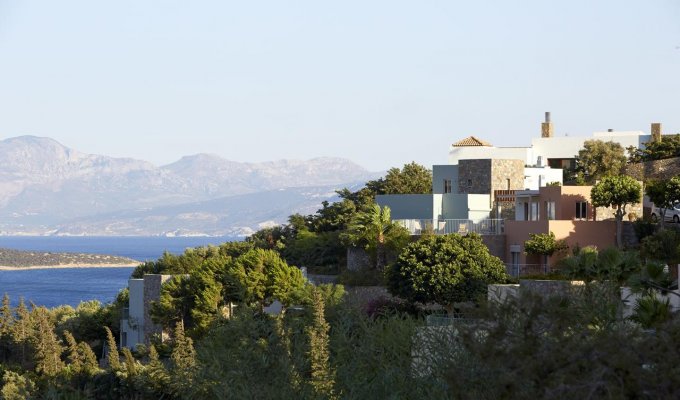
448, 112, 654, 170
377, 113, 663, 235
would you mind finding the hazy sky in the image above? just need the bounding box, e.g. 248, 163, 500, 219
0, 1, 678, 171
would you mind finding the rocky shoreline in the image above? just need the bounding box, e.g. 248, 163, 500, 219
0, 248, 139, 269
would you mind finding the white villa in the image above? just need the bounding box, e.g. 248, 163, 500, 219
377, 113, 661, 235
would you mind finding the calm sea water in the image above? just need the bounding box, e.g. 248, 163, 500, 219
0, 236, 238, 308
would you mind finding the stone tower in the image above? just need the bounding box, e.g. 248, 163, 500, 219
651, 122, 662, 142
541, 112, 553, 138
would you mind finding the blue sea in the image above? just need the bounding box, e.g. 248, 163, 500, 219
0, 236, 238, 308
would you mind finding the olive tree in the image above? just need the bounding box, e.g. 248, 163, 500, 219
645, 177, 680, 229
591, 175, 642, 248
524, 232, 568, 273
386, 234, 508, 313
575, 140, 627, 184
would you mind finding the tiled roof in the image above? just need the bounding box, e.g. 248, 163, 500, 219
452, 136, 493, 147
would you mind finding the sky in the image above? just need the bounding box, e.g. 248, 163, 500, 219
0, 1, 679, 171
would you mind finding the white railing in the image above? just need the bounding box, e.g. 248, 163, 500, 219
394, 219, 505, 235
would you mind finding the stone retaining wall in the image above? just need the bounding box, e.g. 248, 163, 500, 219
625, 157, 680, 181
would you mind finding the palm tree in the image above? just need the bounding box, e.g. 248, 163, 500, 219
345, 204, 395, 270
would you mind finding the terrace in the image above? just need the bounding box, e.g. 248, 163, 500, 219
394, 219, 505, 235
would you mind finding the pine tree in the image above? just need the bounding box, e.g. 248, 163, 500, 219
63, 330, 82, 373
104, 326, 121, 372
31, 308, 65, 377
306, 289, 335, 398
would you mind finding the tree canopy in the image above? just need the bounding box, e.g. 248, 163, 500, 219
591, 175, 642, 248
628, 134, 680, 163
366, 162, 432, 195
386, 234, 507, 311
574, 140, 627, 184
645, 177, 680, 228
524, 232, 567, 257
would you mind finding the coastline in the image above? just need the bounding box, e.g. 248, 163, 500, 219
0, 262, 140, 271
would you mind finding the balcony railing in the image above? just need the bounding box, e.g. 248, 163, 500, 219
394, 219, 504, 235
505, 264, 549, 278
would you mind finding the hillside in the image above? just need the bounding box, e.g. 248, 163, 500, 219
0, 136, 379, 235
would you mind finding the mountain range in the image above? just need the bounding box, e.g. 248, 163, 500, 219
0, 136, 380, 236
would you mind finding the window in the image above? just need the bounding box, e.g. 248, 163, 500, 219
121, 332, 128, 348
466, 179, 472, 188
511, 251, 520, 277
575, 202, 587, 220
546, 201, 556, 220
443, 179, 452, 194
523, 202, 530, 221
531, 202, 540, 221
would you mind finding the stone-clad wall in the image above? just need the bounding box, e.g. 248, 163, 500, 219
458, 159, 492, 194
625, 157, 680, 181
490, 159, 525, 197
458, 159, 524, 209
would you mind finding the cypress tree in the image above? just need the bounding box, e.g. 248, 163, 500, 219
0, 293, 12, 334
78, 341, 99, 376
32, 308, 65, 377
64, 330, 82, 373
0, 294, 13, 363
146, 344, 170, 393
104, 326, 121, 372
12, 298, 31, 366
121, 347, 138, 376
171, 321, 196, 371
306, 289, 335, 398
170, 321, 197, 393
1, 371, 37, 400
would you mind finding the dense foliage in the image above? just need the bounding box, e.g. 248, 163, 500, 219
365, 161, 432, 195
524, 232, 568, 257
386, 234, 508, 312
645, 176, 680, 228
628, 133, 680, 163
591, 175, 642, 248
573, 139, 627, 184
341, 204, 410, 270
559, 246, 641, 284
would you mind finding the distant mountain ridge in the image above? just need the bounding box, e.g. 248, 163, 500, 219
0, 136, 379, 236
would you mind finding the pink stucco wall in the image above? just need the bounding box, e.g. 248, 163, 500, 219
505, 220, 617, 265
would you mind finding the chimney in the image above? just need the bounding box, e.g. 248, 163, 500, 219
541, 112, 553, 138
651, 123, 662, 142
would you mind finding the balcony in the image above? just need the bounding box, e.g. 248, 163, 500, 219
394, 219, 505, 236
505, 263, 547, 278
